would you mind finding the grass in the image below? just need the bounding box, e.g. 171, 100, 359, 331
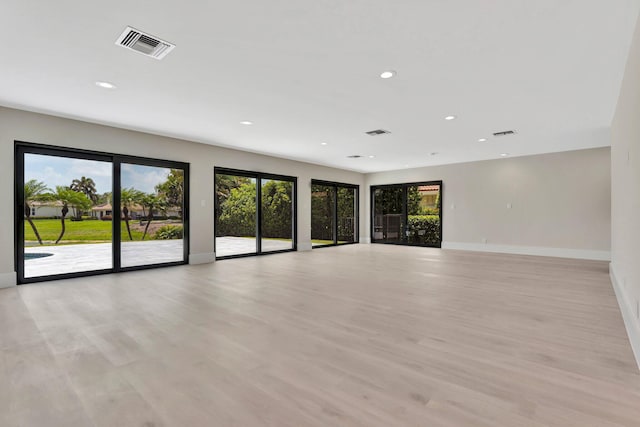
25, 219, 144, 245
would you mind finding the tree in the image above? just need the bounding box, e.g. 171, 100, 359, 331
336, 187, 356, 241
156, 169, 184, 218
139, 193, 167, 240
23, 179, 50, 245
215, 174, 252, 221
407, 185, 422, 215
50, 186, 92, 244
95, 192, 112, 205
261, 180, 293, 239
218, 181, 256, 237
121, 187, 144, 241
311, 185, 334, 241
70, 176, 98, 219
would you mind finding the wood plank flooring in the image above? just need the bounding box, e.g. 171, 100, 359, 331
1, 245, 639, 426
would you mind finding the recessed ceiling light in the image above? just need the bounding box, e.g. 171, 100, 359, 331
380, 70, 396, 79
445, 115, 457, 121
478, 138, 487, 142
404, 164, 410, 168
430, 152, 438, 156
368, 155, 375, 158
500, 153, 509, 157
240, 121, 253, 125
95, 81, 116, 89
320, 142, 327, 146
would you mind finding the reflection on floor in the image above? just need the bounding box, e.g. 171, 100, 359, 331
215, 236, 293, 257
24, 240, 184, 277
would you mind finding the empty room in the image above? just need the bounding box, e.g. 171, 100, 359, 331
1, 1, 640, 426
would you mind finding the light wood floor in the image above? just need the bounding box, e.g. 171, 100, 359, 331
1, 245, 639, 426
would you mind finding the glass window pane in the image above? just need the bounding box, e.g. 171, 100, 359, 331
120, 164, 185, 268
311, 184, 335, 246
372, 187, 403, 243
23, 153, 112, 278
406, 184, 441, 245
337, 187, 357, 243
261, 178, 294, 252
215, 174, 257, 257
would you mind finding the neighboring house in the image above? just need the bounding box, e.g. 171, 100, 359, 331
90, 203, 181, 219
417, 185, 440, 209
92, 202, 145, 219
29, 200, 64, 218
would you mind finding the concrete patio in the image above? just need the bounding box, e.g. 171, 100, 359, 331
24, 240, 184, 278
24, 236, 294, 277
215, 236, 293, 257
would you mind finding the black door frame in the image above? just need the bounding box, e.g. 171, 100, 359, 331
370, 180, 443, 248
15, 141, 190, 284
214, 167, 297, 260
311, 179, 359, 248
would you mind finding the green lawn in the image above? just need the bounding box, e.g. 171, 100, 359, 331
25, 219, 144, 244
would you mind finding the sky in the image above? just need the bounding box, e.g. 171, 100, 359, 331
24, 154, 171, 195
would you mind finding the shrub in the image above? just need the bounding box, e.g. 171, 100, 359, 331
422, 207, 440, 216
154, 225, 184, 240
101, 215, 112, 221
407, 215, 440, 245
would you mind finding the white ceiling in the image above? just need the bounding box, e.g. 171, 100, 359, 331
1, 0, 638, 173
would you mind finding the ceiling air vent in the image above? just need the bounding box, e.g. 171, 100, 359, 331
347, 155, 363, 158
116, 26, 175, 60
493, 130, 517, 137
365, 129, 391, 136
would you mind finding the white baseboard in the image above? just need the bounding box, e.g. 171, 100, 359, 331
441, 241, 611, 261
609, 263, 640, 371
189, 253, 216, 265
360, 237, 371, 244
298, 242, 312, 251
0, 272, 17, 288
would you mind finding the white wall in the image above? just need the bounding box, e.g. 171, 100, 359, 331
611, 14, 640, 368
365, 148, 611, 260
0, 106, 615, 290
0, 107, 365, 286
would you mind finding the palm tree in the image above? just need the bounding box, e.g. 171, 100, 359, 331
139, 193, 167, 240
51, 186, 92, 244
120, 187, 143, 241
70, 176, 98, 219
23, 179, 50, 245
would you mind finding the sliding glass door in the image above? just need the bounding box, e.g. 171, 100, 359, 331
261, 178, 294, 253
372, 186, 403, 244
371, 181, 442, 247
16, 142, 189, 284
215, 172, 258, 257
21, 152, 113, 278
215, 168, 296, 259
120, 163, 186, 268
311, 180, 358, 247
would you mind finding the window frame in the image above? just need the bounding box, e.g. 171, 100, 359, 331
214, 167, 297, 260
15, 140, 190, 284
311, 179, 359, 249
370, 180, 443, 248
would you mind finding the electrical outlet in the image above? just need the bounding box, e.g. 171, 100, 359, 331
482, 238, 487, 244
506, 203, 512, 209
451, 203, 456, 210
